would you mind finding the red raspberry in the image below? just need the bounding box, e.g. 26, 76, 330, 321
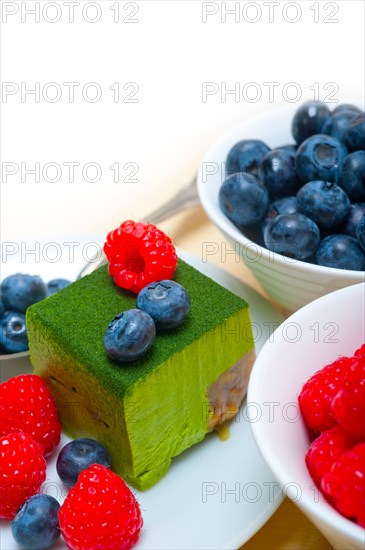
0, 432, 46, 519
305, 426, 355, 487
298, 356, 355, 433
104, 220, 178, 294
321, 442, 365, 527
0, 374, 61, 456
355, 343, 365, 357
59, 464, 143, 550
332, 354, 365, 441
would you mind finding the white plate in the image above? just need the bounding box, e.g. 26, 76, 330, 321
1, 237, 284, 550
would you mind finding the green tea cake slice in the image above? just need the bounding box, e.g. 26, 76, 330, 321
27, 259, 255, 490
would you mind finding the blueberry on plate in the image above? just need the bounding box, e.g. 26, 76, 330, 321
357, 215, 365, 252
258, 149, 300, 198
11, 494, 60, 550
1, 273, 48, 313
263, 213, 320, 260
296, 134, 348, 184
219, 173, 269, 226
344, 114, 365, 152
321, 110, 358, 142
340, 151, 365, 202
316, 235, 365, 271
47, 278, 71, 295
340, 203, 365, 238
57, 438, 111, 488
263, 196, 298, 229
291, 101, 331, 145
332, 103, 362, 116
0, 311, 28, 353
225, 139, 270, 176
104, 308, 156, 362
137, 280, 190, 331
296, 180, 351, 229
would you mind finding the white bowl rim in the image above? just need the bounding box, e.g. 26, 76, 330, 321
197, 100, 365, 279
248, 282, 365, 543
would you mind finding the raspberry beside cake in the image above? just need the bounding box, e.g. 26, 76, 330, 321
27, 259, 255, 490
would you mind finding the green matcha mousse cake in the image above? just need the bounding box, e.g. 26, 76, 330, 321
27, 259, 255, 490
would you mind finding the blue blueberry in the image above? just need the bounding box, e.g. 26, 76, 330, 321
321, 110, 358, 142
296, 180, 351, 229
344, 114, 365, 152
263, 214, 320, 260
219, 173, 269, 226
296, 134, 347, 184
0, 294, 5, 318
263, 196, 298, 229
1, 274, 47, 313
316, 235, 365, 271
226, 139, 270, 176
11, 495, 60, 550
274, 144, 297, 155
0, 311, 28, 353
56, 438, 111, 488
258, 150, 300, 198
238, 223, 264, 246
104, 308, 156, 362
291, 101, 331, 145
137, 280, 190, 331
47, 278, 71, 295
357, 216, 365, 252
340, 203, 365, 238
340, 151, 365, 202
332, 104, 362, 116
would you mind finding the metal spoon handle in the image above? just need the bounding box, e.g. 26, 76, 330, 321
78, 176, 199, 278
141, 177, 199, 225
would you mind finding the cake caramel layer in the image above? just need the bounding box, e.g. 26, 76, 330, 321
207, 347, 256, 431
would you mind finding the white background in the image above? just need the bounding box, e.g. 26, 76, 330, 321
1, 0, 364, 242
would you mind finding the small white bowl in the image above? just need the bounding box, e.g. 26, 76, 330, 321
248, 282, 365, 550
197, 102, 365, 312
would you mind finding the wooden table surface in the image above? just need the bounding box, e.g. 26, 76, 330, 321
159, 205, 333, 550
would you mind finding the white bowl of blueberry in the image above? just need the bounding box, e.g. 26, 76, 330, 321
197, 100, 365, 312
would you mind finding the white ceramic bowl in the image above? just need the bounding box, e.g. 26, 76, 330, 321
197, 102, 365, 312
248, 282, 365, 550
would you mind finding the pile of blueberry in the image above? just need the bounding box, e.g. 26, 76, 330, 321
0, 274, 71, 354
104, 280, 190, 363
219, 101, 365, 270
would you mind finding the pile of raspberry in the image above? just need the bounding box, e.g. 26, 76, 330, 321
0, 374, 61, 519
0, 374, 142, 549
298, 343, 365, 527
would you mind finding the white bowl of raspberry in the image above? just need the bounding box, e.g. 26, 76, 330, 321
248, 282, 365, 550
197, 100, 365, 313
